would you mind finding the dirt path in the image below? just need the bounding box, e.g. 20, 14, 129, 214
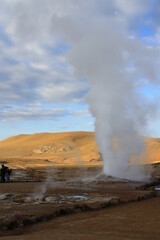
1, 195, 160, 240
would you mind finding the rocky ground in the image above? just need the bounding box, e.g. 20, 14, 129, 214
0, 166, 160, 239
3, 196, 158, 240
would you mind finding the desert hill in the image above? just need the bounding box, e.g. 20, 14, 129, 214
144, 137, 160, 164
0, 131, 160, 169
0, 131, 101, 169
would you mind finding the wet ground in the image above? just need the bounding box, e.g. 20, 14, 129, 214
0, 167, 159, 239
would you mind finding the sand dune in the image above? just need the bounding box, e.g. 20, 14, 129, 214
0, 131, 160, 169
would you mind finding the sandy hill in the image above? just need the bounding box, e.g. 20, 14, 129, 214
0, 132, 101, 169
144, 137, 160, 164
0, 131, 160, 169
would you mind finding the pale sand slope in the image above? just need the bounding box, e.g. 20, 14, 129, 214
0, 131, 159, 169
0, 132, 101, 168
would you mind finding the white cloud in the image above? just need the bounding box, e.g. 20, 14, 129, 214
0, 103, 93, 123
0, 104, 67, 121
0, 0, 94, 108
115, 0, 151, 16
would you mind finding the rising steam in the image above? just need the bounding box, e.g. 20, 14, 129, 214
68, 7, 159, 181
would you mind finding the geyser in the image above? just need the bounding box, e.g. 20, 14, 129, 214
69, 27, 150, 180
68, 5, 159, 181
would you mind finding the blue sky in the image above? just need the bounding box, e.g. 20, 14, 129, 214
0, 102, 94, 140
0, 0, 160, 140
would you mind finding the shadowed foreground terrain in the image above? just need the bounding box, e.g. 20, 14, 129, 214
0, 165, 160, 239
2, 197, 160, 240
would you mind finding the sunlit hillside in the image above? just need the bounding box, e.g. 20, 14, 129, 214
0, 131, 160, 169
0, 132, 101, 169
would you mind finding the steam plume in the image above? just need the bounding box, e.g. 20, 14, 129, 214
68, 9, 160, 181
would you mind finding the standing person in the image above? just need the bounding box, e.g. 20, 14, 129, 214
1, 164, 6, 182
1, 164, 8, 183
6, 168, 12, 182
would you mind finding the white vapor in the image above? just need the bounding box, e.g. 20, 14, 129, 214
67, 3, 160, 180
1, 0, 160, 180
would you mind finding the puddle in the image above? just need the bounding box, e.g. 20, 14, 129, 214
154, 185, 160, 190
63, 195, 88, 200
24, 194, 88, 205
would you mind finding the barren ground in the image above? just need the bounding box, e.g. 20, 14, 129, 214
2, 197, 160, 240
0, 166, 160, 239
